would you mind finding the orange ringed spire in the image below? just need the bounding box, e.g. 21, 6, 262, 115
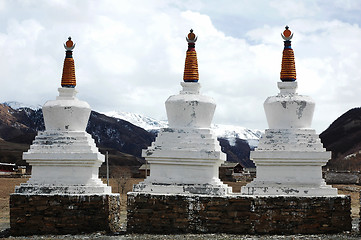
61, 37, 76, 88
280, 26, 296, 82
183, 29, 199, 82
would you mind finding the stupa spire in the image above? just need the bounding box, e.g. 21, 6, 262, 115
280, 26, 296, 82
61, 37, 76, 88
183, 29, 199, 82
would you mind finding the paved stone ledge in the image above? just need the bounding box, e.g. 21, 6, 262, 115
10, 193, 121, 236
127, 192, 351, 234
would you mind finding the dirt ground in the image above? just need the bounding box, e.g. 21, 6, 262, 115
106, 177, 143, 224
0, 178, 359, 235
0, 178, 28, 227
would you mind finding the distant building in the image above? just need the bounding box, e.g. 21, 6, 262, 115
219, 162, 238, 182
137, 163, 150, 178
0, 163, 16, 174
234, 163, 245, 173
17, 166, 26, 175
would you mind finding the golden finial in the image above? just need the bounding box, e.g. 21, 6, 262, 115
61, 36, 76, 87
64, 37, 75, 51
280, 26, 296, 82
183, 29, 199, 82
186, 29, 198, 43
281, 26, 293, 41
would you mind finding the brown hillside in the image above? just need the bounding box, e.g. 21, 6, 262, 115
0, 140, 29, 166
320, 108, 361, 170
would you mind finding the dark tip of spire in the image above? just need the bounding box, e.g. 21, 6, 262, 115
68, 36, 71, 41
285, 26, 289, 30
190, 29, 193, 33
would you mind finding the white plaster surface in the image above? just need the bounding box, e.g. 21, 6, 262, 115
134, 82, 231, 195
43, 88, 91, 131
264, 82, 315, 129
17, 88, 111, 195
166, 82, 216, 128
241, 82, 337, 196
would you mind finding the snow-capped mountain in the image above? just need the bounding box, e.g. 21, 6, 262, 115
212, 124, 262, 147
3, 101, 42, 110
3, 102, 262, 148
0, 101, 259, 167
103, 111, 262, 147
103, 111, 168, 131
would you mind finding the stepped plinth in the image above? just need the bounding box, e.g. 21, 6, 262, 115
132, 30, 230, 195
16, 87, 110, 194
241, 27, 337, 196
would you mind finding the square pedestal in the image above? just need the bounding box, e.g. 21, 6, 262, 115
10, 194, 121, 236
127, 192, 351, 234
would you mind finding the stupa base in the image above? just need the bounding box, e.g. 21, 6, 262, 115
133, 181, 232, 196
241, 182, 338, 196
14, 183, 111, 195
127, 192, 351, 234
10, 193, 121, 236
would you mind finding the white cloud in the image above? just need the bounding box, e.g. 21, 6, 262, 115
0, 0, 360, 133
269, 0, 319, 19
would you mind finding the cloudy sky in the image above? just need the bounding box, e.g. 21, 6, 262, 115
0, 0, 360, 133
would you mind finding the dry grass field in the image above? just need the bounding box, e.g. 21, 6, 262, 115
0, 178, 359, 231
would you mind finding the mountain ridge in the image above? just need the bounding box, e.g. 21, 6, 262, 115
320, 107, 361, 171
103, 110, 262, 147
0, 101, 257, 168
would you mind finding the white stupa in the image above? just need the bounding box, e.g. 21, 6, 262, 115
15, 37, 111, 194
241, 27, 337, 196
133, 30, 231, 195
